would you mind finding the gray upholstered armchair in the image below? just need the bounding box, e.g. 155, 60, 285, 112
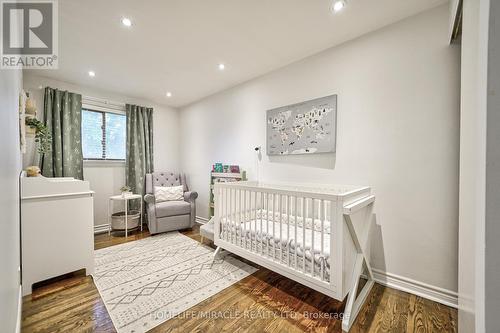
144, 172, 198, 234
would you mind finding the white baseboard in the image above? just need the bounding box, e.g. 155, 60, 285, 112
94, 223, 110, 234
16, 284, 22, 333
372, 268, 458, 308
95, 217, 209, 232
196, 216, 209, 224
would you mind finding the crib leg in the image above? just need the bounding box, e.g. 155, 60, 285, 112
341, 256, 374, 332
342, 200, 375, 332
213, 246, 222, 262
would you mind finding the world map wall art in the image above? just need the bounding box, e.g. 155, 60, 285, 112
266, 94, 337, 155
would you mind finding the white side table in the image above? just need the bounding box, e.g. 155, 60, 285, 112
108, 194, 143, 237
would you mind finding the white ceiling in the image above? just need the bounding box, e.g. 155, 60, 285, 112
28, 0, 447, 108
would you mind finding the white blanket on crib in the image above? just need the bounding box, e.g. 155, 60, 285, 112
221, 218, 331, 265
255, 209, 332, 234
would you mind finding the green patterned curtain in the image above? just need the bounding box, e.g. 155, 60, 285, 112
126, 104, 154, 204
41, 87, 83, 180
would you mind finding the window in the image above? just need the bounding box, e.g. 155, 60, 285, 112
82, 109, 126, 160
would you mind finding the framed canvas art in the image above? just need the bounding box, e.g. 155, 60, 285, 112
266, 94, 337, 155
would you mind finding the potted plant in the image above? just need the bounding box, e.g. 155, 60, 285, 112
120, 185, 132, 197
25, 117, 52, 154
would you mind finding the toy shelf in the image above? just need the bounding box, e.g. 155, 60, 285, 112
209, 168, 246, 218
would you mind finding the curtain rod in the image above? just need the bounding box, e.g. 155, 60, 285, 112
83, 95, 126, 108
34, 85, 127, 108
34, 85, 156, 111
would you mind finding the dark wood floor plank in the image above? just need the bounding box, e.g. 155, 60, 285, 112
22, 225, 457, 333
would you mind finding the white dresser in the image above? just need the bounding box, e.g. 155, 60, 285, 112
20, 175, 94, 296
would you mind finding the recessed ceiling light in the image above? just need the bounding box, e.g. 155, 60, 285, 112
166, 92, 172, 98
88, 71, 96, 77
121, 17, 132, 27
218, 63, 225, 70
332, 0, 346, 12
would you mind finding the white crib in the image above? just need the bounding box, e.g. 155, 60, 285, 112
213, 181, 375, 331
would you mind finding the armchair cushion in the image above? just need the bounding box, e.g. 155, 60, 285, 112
155, 200, 191, 218
155, 185, 184, 202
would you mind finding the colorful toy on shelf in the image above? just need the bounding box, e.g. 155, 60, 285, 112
214, 163, 223, 173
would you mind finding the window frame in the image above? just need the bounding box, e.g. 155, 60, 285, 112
81, 106, 127, 163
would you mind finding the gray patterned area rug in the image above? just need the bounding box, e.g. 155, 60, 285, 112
93, 232, 257, 333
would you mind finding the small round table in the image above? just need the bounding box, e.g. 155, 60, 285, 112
108, 194, 143, 237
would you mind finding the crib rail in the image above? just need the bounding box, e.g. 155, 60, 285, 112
214, 181, 338, 284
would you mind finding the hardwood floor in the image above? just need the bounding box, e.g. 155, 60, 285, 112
21, 225, 457, 333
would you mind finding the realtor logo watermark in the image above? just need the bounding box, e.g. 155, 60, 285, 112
1, 0, 58, 69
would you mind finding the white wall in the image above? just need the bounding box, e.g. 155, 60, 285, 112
0, 69, 23, 332
22, 74, 180, 227
179, 5, 460, 294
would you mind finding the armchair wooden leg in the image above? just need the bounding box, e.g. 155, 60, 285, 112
200, 236, 204, 244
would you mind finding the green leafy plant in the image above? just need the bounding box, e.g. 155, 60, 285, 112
25, 118, 52, 154
120, 185, 131, 193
